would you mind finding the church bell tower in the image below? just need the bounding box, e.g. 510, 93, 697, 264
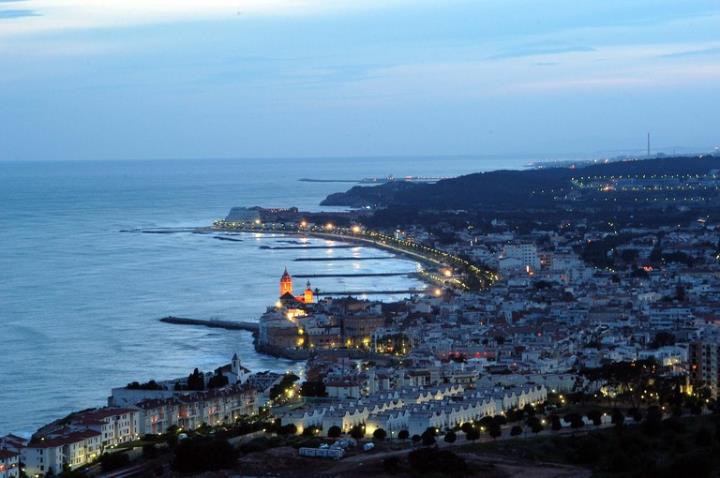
280, 267, 293, 297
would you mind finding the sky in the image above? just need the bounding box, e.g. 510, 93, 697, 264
1, 0, 719, 161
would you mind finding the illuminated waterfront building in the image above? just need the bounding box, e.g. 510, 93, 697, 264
280, 267, 293, 297
279, 268, 313, 304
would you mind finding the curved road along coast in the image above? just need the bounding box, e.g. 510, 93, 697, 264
211, 220, 497, 291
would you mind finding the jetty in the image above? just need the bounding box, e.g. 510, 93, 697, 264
294, 256, 394, 261
294, 272, 415, 278
316, 289, 423, 296
160, 316, 258, 333
259, 245, 356, 250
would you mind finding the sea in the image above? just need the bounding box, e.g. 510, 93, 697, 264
0, 155, 535, 435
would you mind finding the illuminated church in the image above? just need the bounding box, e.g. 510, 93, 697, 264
279, 267, 314, 304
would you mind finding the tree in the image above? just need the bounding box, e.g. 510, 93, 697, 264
373, 428, 387, 441
510, 425, 522, 437
488, 423, 502, 439
300, 381, 327, 397
550, 414, 562, 431
398, 430, 409, 440
127, 380, 163, 390
186, 368, 205, 391
349, 425, 365, 440
492, 415, 507, 427
506, 409, 524, 422
327, 425, 341, 438
650, 331, 676, 349
628, 407, 643, 422
411, 434, 421, 445
279, 424, 297, 435
479, 416, 494, 428
207, 370, 228, 389
611, 409, 625, 431
269, 373, 300, 401
644, 406, 663, 436
302, 426, 319, 437
444, 430, 457, 443
421, 428, 437, 446
565, 413, 584, 429
621, 249, 639, 264
465, 429, 480, 441
526, 416, 542, 434
460, 422, 474, 434
650, 243, 662, 262
586, 409, 603, 427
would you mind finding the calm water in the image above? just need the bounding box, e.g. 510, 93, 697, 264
0, 156, 532, 434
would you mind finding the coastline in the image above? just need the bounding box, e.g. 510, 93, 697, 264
158, 227, 437, 361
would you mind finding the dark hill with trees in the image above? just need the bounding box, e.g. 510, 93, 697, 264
322, 155, 720, 210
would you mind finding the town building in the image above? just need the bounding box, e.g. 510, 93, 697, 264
689, 337, 720, 397
0, 450, 19, 478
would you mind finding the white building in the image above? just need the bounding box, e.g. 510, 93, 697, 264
0, 451, 19, 478
499, 244, 540, 275
22, 430, 102, 477
67, 408, 140, 447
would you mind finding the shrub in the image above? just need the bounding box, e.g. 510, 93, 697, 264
279, 424, 297, 435
398, 430, 409, 440
586, 410, 603, 426
611, 409, 624, 427
373, 428, 387, 441
550, 414, 562, 431
327, 425, 341, 438
421, 430, 436, 447
349, 425, 365, 440
444, 430, 457, 443
302, 426, 319, 437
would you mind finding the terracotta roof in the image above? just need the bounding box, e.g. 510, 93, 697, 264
28, 430, 101, 449
0, 450, 18, 460
74, 408, 135, 422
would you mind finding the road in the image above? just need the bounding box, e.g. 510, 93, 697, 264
212, 221, 496, 291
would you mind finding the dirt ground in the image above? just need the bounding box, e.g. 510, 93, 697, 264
231, 446, 591, 478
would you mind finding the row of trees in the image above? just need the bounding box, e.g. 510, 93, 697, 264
172, 368, 229, 391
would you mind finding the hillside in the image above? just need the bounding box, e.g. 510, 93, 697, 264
321, 155, 720, 210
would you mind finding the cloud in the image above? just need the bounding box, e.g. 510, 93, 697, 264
487, 45, 595, 60
0, 0, 420, 38
659, 46, 720, 59
0, 8, 38, 18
